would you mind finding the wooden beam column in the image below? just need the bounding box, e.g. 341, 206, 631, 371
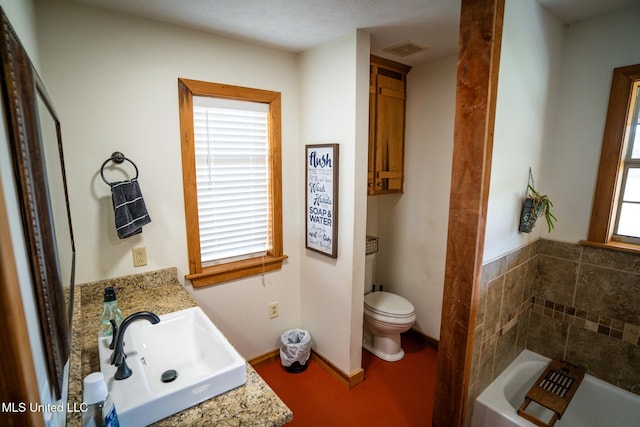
432, 0, 505, 426
0, 178, 43, 427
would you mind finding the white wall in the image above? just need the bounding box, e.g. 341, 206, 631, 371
483, 0, 564, 262
542, 4, 640, 243
485, 2, 640, 261
350, 30, 370, 373
298, 30, 369, 376
1, 0, 39, 67
36, 0, 303, 360
371, 54, 457, 340
0, 0, 67, 425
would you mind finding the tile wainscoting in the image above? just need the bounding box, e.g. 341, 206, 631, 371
468, 240, 538, 411
528, 240, 640, 395
467, 239, 640, 425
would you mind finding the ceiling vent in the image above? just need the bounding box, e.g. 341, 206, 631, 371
383, 41, 429, 58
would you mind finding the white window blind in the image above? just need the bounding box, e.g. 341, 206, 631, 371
193, 96, 270, 265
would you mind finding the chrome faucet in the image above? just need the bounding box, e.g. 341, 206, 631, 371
111, 311, 160, 380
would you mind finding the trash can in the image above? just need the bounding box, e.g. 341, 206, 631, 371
280, 329, 311, 373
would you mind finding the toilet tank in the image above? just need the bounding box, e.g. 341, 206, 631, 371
365, 253, 375, 294
365, 235, 378, 294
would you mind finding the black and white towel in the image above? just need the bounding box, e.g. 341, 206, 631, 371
110, 178, 151, 239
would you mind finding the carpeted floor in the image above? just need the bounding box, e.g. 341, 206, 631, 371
254, 330, 438, 426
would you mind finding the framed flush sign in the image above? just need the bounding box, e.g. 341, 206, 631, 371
306, 144, 339, 258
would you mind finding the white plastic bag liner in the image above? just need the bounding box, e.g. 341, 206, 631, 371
280, 329, 311, 367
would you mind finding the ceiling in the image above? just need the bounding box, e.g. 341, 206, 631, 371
73, 0, 638, 66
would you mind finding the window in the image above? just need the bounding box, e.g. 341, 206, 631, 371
613, 82, 640, 243
178, 78, 286, 286
585, 64, 640, 253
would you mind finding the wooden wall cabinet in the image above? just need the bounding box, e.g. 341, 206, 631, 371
368, 55, 411, 195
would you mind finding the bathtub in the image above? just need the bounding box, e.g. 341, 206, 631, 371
472, 350, 640, 427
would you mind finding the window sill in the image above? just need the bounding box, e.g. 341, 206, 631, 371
579, 240, 640, 255
186, 254, 288, 288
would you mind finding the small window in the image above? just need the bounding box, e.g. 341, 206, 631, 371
612, 83, 640, 243
178, 79, 287, 287
585, 64, 640, 252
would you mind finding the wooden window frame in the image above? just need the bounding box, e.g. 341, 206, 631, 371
178, 78, 287, 287
583, 64, 640, 255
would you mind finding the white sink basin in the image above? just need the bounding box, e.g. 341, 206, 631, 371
98, 306, 246, 426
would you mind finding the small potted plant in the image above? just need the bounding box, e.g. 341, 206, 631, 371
519, 175, 557, 233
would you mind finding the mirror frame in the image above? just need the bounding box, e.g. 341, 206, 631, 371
0, 8, 75, 399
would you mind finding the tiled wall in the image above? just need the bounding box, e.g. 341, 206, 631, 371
467, 239, 640, 425
528, 240, 640, 395
468, 240, 538, 407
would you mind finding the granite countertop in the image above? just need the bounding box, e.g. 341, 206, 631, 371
66, 268, 292, 426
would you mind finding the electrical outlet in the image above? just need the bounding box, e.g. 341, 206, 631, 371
132, 247, 147, 267
269, 302, 279, 319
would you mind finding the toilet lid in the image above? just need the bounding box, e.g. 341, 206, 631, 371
364, 292, 415, 317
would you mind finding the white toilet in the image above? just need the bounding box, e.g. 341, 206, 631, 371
362, 252, 416, 362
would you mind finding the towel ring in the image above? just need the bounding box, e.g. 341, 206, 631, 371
100, 151, 139, 185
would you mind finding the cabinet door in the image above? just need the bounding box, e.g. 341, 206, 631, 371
368, 69, 376, 194
374, 73, 406, 192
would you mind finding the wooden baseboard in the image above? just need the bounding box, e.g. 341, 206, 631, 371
248, 348, 364, 389
311, 350, 364, 389
409, 327, 439, 350
248, 349, 280, 368
247, 329, 438, 389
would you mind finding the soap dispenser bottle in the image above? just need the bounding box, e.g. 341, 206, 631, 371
100, 287, 124, 336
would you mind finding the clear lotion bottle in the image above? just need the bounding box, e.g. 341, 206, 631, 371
101, 287, 124, 336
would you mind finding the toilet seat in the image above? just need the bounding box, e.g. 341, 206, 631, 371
364, 292, 415, 319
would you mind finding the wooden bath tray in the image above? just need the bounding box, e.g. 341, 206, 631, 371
517, 360, 585, 427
